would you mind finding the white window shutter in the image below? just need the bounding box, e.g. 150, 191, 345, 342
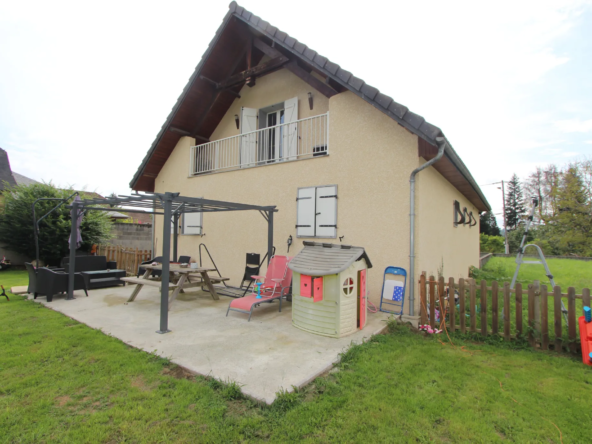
315, 185, 337, 238
182, 212, 202, 235
282, 97, 298, 160
240, 107, 258, 167
296, 187, 315, 237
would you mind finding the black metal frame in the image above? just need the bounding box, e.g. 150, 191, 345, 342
65, 192, 277, 334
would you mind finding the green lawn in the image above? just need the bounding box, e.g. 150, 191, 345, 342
479, 256, 592, 292
2, 270, 592, 443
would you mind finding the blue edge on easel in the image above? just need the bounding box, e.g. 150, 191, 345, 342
379, 266, 407, 316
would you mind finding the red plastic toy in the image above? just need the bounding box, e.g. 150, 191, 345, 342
578, 313, 592, 366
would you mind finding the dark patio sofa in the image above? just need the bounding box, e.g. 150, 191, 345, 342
61, 256, 117, 273
61, 256, 124, 289
25, 262, 88, 302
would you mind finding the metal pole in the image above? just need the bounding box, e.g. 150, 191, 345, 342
33, 202, 40, 267
67, 202, 78, 300
267, 210, 274, 265
173, 212, 179, 262
157, 192, 176, 334
501, 180, 509, 254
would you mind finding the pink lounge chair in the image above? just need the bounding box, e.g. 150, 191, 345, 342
226, 255, 293, 321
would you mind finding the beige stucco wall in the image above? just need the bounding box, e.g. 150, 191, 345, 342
152, 67, 480, 317
415, 162, 480, 286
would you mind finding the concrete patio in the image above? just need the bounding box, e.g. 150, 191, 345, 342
30, 284, 391, 404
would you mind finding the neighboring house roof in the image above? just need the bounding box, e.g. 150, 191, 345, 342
129, 1, 490, 211
288, 241, 372, 276
110, 211, 131, 219
12, 172, 41, 186
0, 148, 17, 191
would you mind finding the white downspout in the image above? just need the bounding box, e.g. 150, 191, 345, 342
408, 136, 447, 316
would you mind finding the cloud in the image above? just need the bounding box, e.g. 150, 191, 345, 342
554, 118, 592, 133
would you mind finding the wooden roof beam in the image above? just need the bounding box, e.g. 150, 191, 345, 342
217, 55, 289, 90
253, 38, 338, 98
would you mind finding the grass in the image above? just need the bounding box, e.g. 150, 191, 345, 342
2, 270, 592, 442
476, 257, 592, 292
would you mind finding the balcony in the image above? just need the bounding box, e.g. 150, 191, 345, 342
189, 113, 329, 176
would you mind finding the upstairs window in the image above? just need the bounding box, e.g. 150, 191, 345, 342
296, 185, 337, 238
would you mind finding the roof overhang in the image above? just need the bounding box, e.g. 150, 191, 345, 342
130, 1, 490, 212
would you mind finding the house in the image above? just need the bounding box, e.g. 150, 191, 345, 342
129, 2, 490, 321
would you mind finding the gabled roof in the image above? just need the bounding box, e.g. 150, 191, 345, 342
12, 172, 40, 187
288, 241, 372, 276
0, 148, 17, 191
130, 1, 490, 211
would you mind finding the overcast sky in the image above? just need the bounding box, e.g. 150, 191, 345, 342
1, 0, 591, 220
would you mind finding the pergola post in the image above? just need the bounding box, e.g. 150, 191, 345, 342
157, 192, 177, 334
67, 201, 78, 300
172, 212, 179, 262
267, 210, 274, 264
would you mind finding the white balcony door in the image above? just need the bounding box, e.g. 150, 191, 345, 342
282, 97, 298, 161
240, 107, 258, 168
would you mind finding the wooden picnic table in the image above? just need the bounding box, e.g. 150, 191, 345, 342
121, 264, 229, 310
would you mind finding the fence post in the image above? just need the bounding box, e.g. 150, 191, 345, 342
449, 277, 456, 333
420, 274, 427, 325
429, 275, 436, 329
503, 282, 510, 340
491, 281, 498, 335
438, 277, 445, 328
533, 280, 541, 338
554, 286, 562, 353
480, 280, 487, 336
459, 278, 466, 334
469, 279, 476, 333
568, 287, 577, 354
516, 283, 523, 338
583, 288, 591, 310
541, 285, 549, 350
527, 284, 535, 347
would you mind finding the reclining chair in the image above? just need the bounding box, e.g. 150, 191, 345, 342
226, 255, 292, 321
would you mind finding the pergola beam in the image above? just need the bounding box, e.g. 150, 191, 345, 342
65, 191, 278, 334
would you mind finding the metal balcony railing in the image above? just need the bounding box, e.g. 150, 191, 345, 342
189, 113, 329, 176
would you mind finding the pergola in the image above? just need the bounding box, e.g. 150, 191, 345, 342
66, 192, 277, 333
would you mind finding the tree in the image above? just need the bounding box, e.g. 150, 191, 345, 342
546, 167, 592, 255
480, 210, 501, 236
0, 183, 112, 265
504, 174, 526, 231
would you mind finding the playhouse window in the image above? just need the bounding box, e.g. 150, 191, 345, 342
342, 277, 354, 295
296, 185, 338, 238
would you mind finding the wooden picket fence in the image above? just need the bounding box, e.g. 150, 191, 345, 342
97, 245, 152, 276
419, 274, 591, 354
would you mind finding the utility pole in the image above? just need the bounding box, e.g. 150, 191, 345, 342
487, 180, 510, 254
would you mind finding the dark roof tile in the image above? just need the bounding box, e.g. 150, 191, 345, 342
303, 48, 317, 61
313, 54, 328, 68
419, 121, 442, 140
293, 42, 306, 54
347, 75, 364, 91
361, 84, 378, 100
275, 30, 287, 42
336, 68, 352, 83
324, 60, 339, 75
249, 14, 260, 26
375, 92, 393, 109
265, 24, 277, 36
403, 111, 425, 129
241, 10, 251, 20
388, 101, 408, 119
284, 36, 297, 48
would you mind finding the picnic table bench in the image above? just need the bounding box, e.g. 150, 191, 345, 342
121, 264, 229, 310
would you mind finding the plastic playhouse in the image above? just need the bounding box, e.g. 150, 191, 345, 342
288, 242, 372, 338
579, 306, 592, 366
